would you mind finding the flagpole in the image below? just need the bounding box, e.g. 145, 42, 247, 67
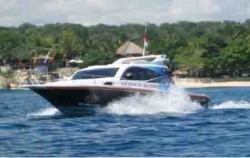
142, 24, 148, 56
142, 47, 146, 57
44, 50, 51, 81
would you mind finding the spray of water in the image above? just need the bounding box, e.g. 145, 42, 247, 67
28, 107, 59, 117
212, 101, 250, 110
104, 86, 202, 116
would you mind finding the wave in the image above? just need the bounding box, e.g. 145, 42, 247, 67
28, 107, 59, 117
104, 86, 202, 116
212, 101, 250, 110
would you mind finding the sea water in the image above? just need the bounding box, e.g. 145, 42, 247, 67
1, 87, 250, 156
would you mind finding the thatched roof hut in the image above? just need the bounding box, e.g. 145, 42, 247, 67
116, 41, 145, 57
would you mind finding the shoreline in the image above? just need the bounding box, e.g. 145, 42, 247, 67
174, 78, 250, 88
2, 77, 250, 89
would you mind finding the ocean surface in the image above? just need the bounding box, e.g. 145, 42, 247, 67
1, 87, 250, 156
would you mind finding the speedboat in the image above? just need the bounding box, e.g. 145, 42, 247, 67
25, 55, 210, 115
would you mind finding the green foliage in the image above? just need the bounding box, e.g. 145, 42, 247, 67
1, 21, 250, 77
0, 69, 14, 78
175, 39, 205, 70
219, 38, 250, 76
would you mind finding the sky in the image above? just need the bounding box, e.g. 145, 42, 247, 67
0, 0, 250, 26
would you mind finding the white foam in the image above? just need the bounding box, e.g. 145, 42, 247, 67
28, 107, 59, 117
212, 101, 250, 110
104, 86, 202, 116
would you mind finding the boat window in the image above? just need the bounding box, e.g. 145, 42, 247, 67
122, 67, 171, 83
121, 67, 158, 82
71, 68, 119, 80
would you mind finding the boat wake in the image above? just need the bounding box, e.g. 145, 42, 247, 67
104, 86, 202, 116
212, 101, 250, 110
28, 107, 59, 117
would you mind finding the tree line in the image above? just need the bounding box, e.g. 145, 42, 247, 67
1, 20, 250, 77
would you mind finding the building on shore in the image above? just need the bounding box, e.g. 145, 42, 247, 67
116, 41, 147, 57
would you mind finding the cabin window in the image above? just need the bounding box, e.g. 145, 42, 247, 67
122, 67, 171, 83
71, 68, 119, 80
121, 67, 162, 83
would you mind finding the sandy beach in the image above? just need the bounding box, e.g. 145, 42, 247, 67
174, 78, 250, 88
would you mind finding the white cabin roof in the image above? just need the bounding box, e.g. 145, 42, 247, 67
112, 54, 168, 66
83, 55, 169, 70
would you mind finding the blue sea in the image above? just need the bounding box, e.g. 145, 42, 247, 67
1, 87, 250, 156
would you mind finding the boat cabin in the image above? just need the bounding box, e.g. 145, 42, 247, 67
70, 55, 173, 86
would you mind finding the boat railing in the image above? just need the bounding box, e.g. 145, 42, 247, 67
145, 76, 173, 84
71, 74, 171, 86
71, 74, 118, 85
72, 74, 114, 80
145, 76, 163, 83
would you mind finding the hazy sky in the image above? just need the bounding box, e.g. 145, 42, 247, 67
0, 0, 250, 26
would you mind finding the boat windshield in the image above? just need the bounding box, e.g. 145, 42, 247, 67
71, 68, 119, 80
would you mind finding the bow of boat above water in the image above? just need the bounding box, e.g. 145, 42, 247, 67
24, 55, 210, 115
